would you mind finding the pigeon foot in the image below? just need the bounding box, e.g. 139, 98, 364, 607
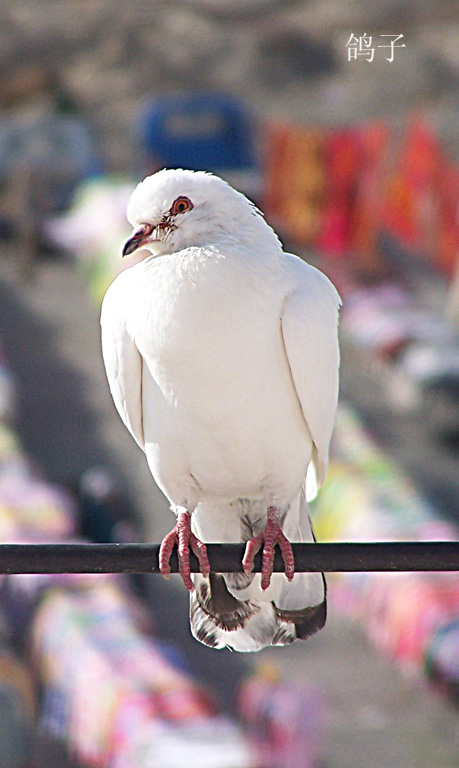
242, 506, 295, 590
159, 510, 210, 592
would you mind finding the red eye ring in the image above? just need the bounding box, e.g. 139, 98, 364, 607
170, 196, 193, 215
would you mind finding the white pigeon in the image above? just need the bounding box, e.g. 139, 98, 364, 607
101, 168, 341, 652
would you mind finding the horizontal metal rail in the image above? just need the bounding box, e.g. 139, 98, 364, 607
0, 542, 457, 574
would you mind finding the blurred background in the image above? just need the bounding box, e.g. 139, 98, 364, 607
0, 1, 457, 766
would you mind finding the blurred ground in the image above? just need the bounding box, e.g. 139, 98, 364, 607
0, 247, 457, 768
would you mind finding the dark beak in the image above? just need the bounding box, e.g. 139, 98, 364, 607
122, 225, 153, 257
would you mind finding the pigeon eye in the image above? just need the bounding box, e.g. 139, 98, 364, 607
170, 196, 193, 215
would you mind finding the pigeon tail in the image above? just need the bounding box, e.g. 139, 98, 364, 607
189, 491, 326, 652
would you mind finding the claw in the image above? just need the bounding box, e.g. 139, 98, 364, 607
159, 511, 210, 592
242, 506, 295, 590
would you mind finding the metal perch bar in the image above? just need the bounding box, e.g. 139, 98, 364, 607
0, 542, 457, 574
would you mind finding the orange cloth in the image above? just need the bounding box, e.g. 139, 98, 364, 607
383, 118, 441, 254
316, 129, 360, 258
383, 117, 459, 275
436, 153, 459, 275
264, 123, 326, 245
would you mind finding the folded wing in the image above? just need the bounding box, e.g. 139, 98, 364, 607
100, 277, 145, 450
281, 255, 341, 499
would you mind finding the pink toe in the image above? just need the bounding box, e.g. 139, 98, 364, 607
242, 537, 261, 573
159, 529, 179, 578
191, 536, 211, 578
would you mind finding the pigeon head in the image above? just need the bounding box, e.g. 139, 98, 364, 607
122, 168, 281, 258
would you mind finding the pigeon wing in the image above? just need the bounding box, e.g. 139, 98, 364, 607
281, 254, 341, 499
100, 277, 145, 450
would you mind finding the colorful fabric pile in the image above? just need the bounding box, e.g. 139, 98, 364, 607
238, 665, 324, 768
32, 582, 251, 768
338, 280, 457, 364
334, 275, 459, 420
0, 346, 67, 766
311, 404, 459, 699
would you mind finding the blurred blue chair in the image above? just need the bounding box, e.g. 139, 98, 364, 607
138, 93, 260, 198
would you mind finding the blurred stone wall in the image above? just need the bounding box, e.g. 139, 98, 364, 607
0, 0, 457, 173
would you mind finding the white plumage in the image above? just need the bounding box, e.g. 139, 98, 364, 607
101, 169, 340, 651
